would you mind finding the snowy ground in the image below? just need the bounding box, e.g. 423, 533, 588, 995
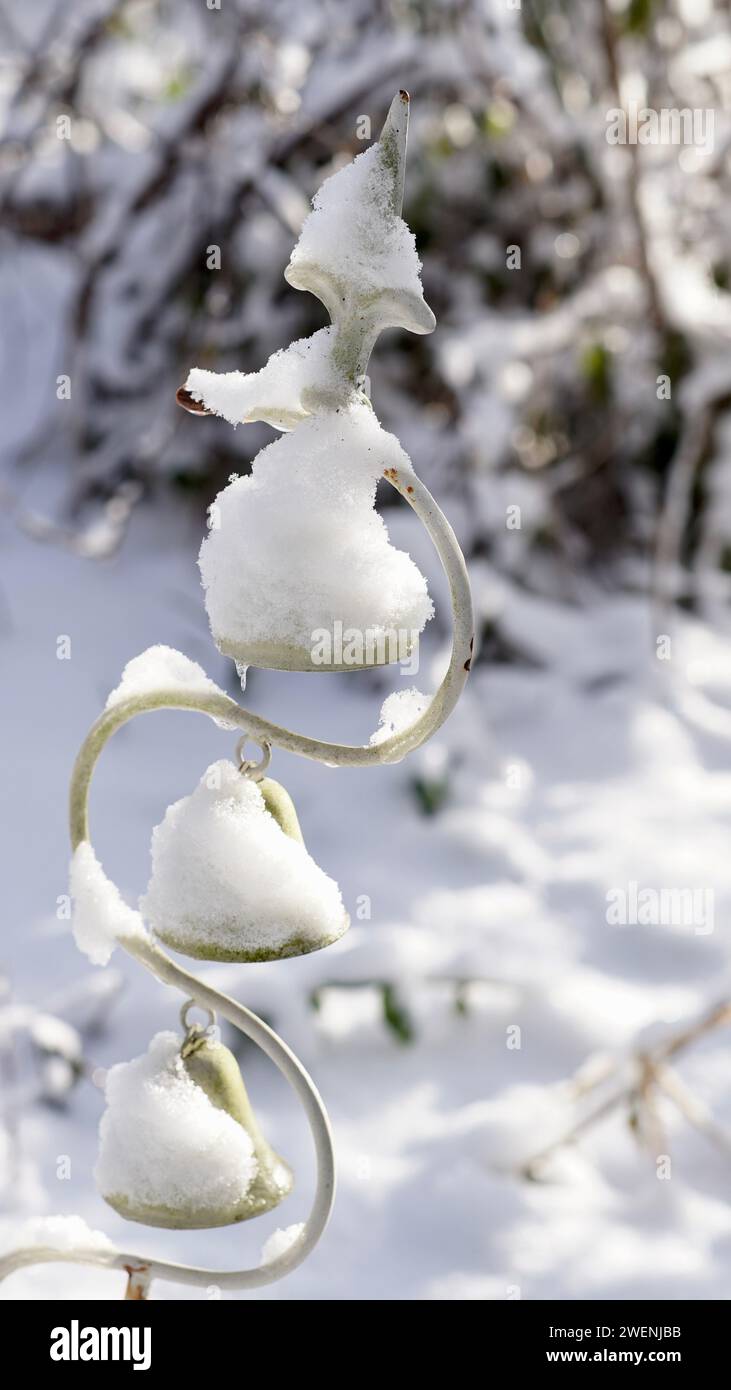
1, 471, 730, 1301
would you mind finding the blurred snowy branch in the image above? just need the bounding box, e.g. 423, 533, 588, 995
0, 0, 729, 611
0, 969, 123, 1209
517, 998, 731, 1180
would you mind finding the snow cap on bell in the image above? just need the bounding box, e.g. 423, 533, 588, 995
140, 760, 348, 962
198, 401, 433, 671
95, 1030, 292, 1230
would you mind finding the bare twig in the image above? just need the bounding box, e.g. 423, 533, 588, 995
653, 1063, 731, 1160
652, 387, 731, 634
600, 0, 666, 334
520, 997, 731, 1178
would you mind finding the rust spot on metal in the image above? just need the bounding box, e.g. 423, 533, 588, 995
407, 485, 414, 493
176, 385, 210, 414
399, 90, 410, 102
124, 1263, 150, 1300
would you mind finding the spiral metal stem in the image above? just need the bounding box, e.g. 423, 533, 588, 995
0, 467, 472, 1298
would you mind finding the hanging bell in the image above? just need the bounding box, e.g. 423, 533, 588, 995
95, 1028, 293, 1230
140, 759, 349, 963
197, 403, 433, 673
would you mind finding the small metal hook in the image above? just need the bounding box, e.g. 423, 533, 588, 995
235, 736, 271, 781
180, 999, 216, 1056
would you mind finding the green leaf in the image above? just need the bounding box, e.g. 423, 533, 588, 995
381, 984, 414, 1044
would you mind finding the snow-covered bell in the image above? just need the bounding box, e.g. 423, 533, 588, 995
96, 1030, 292, 1229
140, 759, 348, 962
197, 403, 433, 672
